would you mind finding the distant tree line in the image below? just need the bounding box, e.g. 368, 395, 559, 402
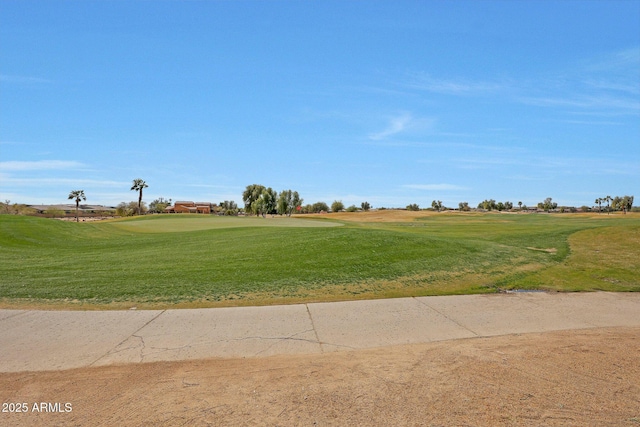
401, 195, 636, 213
477, 199, 514, 211
116, 201, 148, 217
61, 178, 632, 219
219, 200, 238, 216
148, 197, 171, 214
243, 184, 303, 217
595, 195, 634, 214
537, 198, 557, 212
331, 201, 345, 212
4, 180, 637, 220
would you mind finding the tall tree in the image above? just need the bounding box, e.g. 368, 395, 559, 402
116, 201, 139, 217
538, 197, 557, 212
130, 179, 148, 215
623, 195, 634, 214
149, 197, 170, 214
243, 184, 266, 216
68, 190, 86, 222
312, 202, 330, 213
251, 187, 277, 217
278, 190, 303, 217
331, 200, 345, 213
612, 196, 623, 212
478, 199, 496, 211
219, 200, 238, 216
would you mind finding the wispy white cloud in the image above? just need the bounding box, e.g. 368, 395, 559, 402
404, 72, 507, 95
186, 183, 236, 189
354, 85, 416, 98
519, 94, 640, 114
559, 119, 623, 126
403, 184, 469, 191
368, 113, 435, 141
518, 47, 640, 116
399, 47, 640, 120
369, 113, 413, 140
458, 154, 639, 178
0, 74, 51, 84
0, 160, 86, 171
455, 156, 533, 171
584, 79, 640, 96
504, 174, 551, 182
586, 47, 640, 73
0, 177, 127, 187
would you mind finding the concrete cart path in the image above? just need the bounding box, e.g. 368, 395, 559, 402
1, 292, 639, 373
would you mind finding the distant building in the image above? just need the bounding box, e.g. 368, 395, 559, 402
165, 201, 214, 214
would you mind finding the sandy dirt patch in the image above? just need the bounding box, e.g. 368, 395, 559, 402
1, 327, 638, 426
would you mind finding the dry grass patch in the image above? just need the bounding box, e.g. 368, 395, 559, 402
527, 247, 558, 254
512, 225, 640, 291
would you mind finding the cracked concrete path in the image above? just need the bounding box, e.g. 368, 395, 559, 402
1, 292, 639, 372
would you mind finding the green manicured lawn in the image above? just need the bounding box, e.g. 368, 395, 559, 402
0, 212, 638, 308
109, 214, 342, 233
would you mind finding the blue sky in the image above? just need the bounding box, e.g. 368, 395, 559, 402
1, 0, 639, 209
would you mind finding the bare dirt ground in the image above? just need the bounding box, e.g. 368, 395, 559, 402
1, 327, 639, 426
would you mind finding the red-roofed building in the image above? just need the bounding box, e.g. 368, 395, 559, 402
165, 201, 214, 214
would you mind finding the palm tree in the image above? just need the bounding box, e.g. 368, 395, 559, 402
595, 198, 602, 214
68, 190, 86, 222
130, 179, 148, 215
518, 201, 522, 211
605, 195, 612, 215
